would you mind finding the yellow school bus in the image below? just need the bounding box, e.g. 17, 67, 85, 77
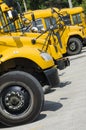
60, 7, 86, 43
60, 7, 85, 26
24, 8, 85, 55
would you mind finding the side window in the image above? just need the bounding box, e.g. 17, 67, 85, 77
72, 15, 77, 24
51, 17, 57, 27
72, 13, 82, 24
45, 17, 57, 29
45, 17, 51, 29
77, 14, 82, 23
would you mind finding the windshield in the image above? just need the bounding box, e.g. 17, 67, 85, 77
0, 9, 9, 32
32, 18, 44, 31
44, 17, 57, 29
61, 15, 71, 25
0, 9, 23, 32
5, 12, 16, 32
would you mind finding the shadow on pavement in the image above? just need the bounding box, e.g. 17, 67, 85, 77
43, 100, 63, 111
36, 101, 63, 121
45, 88, 56, 95
59, 81, 71, 88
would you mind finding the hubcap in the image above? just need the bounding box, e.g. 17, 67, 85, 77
5, 91, 24, 110
1, 85, 31, 115
69, 42, 76, 51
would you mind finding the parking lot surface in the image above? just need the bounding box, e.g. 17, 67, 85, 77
1, 47, 86, 130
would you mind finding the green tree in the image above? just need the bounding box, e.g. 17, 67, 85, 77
81, 0, 86, 14
4, 0, 85, 11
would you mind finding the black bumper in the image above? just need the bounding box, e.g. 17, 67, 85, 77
44, 67, 60, 88
55, 58, 70, 70
83, 37, 86, 45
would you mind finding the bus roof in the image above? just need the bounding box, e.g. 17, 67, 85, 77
60, 7, 84, 15
24, 8, 59, 20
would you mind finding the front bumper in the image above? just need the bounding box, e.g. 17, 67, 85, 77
83, 37, 86, 45
44, 67, 60, 88
56, 58, 70, 70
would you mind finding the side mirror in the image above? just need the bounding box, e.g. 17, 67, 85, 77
22, 17, 31, 24
31, 27, 38, 32
40, 28, 45, 32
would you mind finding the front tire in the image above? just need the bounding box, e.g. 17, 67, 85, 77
0, 71, 44, 126
67, 37, 82, 55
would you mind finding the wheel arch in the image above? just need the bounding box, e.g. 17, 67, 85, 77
0, 57, 49, 86
67, 35, 83, 45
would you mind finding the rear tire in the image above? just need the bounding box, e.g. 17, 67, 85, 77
67, 37, 82, 55
0, 71, 44, 126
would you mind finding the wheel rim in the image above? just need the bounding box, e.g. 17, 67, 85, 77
0, 84, 34, 118
69, 42, 76, 51
4, 90, 25, 112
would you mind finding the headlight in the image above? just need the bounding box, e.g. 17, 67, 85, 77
40, 52, 53, 61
